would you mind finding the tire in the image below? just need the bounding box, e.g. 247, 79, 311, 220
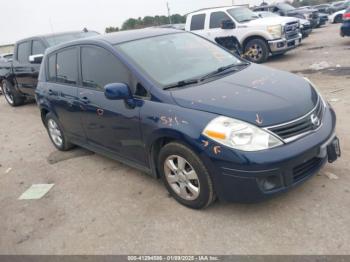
158, 142, 215, 209
1, 79, 25, 107
334, 14, 343, 24
243, 38, 269, 64
45, 112, 74, 151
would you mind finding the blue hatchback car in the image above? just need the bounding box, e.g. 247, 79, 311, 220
36, 29, 340, 209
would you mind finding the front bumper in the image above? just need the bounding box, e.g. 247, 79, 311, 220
341, 22, 350, 37
268, 34, 302, 54
199, 106, 338, 203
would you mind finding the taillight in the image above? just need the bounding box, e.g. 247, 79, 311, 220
343, 12, 350, 21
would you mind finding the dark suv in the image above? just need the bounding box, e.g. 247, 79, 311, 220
253, 3, 320, 28
36, 29, 340, 209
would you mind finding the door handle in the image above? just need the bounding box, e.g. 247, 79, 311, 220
81, 97, 90, 104
96, 108, 104, 116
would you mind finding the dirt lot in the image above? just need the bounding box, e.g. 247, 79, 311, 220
0, 24, 349, 255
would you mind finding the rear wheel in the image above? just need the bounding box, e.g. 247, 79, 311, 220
244, 38, 269, 63
1, 80, 25, 106
159, 142, 215, 209
334, 14, 343, 23
45, 112, 74, 151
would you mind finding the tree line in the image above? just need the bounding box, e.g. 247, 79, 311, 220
105, 14, 186, 33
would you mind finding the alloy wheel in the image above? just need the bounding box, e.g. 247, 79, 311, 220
247, 44, 263, 62
48, 119, 63, 147
164, 155, 200, 201
2, 82, 14, 104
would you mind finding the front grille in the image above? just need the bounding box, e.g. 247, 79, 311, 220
267, 98, 324, 142
285, 22, 300, 40
293, 157, 323, 182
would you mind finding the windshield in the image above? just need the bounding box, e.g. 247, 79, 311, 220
45, 31, 99, 46
115, 32, 244, 87
277, 3, 296, 11
227, 7, 259, 22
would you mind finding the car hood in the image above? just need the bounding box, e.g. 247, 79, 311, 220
245, 17, 297, 26
170, 64, 318, 127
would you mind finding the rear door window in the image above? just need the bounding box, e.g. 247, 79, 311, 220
210, 11, 232, 28
81, 46, 130, 91
17, 41, 30, 63
56, 48, 78, 85
190, 14, 206, 30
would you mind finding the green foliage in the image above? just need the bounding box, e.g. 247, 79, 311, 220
106, 14, 186, 33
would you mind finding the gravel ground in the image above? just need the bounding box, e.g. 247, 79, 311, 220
0, 23, 349, 255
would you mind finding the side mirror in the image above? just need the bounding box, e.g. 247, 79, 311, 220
104, 83, 132, 100
29, 54, 43, 64
221, 20, 235, 29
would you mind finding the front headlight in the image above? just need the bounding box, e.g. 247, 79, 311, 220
304, 77, 327, 108
202, 116, 283, 152
267, 24, 282, 39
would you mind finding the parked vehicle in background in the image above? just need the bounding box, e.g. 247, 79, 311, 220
313, 4, 332, 14
252, 3, 320, 28
330, 1, 350, 13
255, 11, 312, 38
341, 7, 350, 36
0, 53, 13, 62
36, 28, 340, 209
185, 6, 301, 63
298, 6, 329, 27
0, 30, 99, 107
330, 9, 346, 23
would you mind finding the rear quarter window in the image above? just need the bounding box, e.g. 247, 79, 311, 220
190, 14, 206, 30
47, 54, 56, 82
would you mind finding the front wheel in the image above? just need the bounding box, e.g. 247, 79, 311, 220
159, 142, 215, 209
1, 80, 25, 107
243, 38, 269, 63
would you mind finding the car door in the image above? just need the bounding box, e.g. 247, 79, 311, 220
78, 45, 146, 165
26, 39, 47, 96
189, 13, 208, 39
46, 48, 83, 141
13, 40, 33, 95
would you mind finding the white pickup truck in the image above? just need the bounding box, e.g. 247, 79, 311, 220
185, 6, 302, 63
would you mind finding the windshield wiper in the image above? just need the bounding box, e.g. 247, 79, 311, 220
163, 79, 199, 90
199, 63, 249, 82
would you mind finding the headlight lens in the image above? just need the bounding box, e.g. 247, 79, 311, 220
267, 24, 282, 39
202, 116, 283, 151
304, 77, 327, 108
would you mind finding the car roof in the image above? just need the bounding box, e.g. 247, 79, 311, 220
17, 30, 99, 44
45, 28, 184, 54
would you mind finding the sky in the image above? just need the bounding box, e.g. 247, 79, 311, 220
0, 0, 268, 45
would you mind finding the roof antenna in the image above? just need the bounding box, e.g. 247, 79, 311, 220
83, 27, 88, 33
49, 18, 57, 45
